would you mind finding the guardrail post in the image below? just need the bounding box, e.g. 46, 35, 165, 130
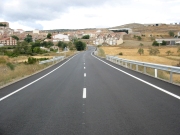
125, 62, 127, 68
144, 66, 146, 74
155, 69, 157, 78
170, 71, 173, 83
130, 63, 132, 69
136, 65, 138, 71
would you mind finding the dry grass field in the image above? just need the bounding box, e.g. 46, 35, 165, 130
100, 43, 180, 84
120, 40, 153, 47
0, 51, 76, 87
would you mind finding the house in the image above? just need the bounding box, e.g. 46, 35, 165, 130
52, 34, 70, 42
0, 27, 14, 35
0, 37, 17, 46
94, 33, 123, 45
106, 33, 123, 45
94, 34, 106, 45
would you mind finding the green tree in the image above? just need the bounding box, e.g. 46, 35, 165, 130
57, 41, 67, 50
152, 41, 159, 46
137, 36, 142, 41
11, 35, 19, 41
47, 41, 54, 48
137, 48, 144, 55
82, 35, 90, 39
14, 41, 31, 55
74, 41, 86, 51
0, 23, 6, 27
47, 33, 52, 39
148, 48, 160, 55
161, 40, 167, 46
169, 31, 174, 37
24, 34, 33, 43
33, 47, 41, 53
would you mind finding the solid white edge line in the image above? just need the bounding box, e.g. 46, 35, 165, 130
83, 88, 86, 98
0, 53, 79, 102
91, 52, 180, 100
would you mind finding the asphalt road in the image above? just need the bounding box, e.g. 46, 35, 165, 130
0, 46, 180, 135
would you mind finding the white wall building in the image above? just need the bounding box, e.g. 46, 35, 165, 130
52, 34, 70, 42
178, 32, 180, 37
33, 29, 40, 34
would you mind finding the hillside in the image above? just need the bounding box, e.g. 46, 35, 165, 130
110, 23, 145, 29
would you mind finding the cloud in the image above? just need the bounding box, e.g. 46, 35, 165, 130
1, 0, 128, 22
0, 0, 180, 30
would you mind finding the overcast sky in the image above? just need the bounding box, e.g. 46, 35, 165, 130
0, 0, 180, 30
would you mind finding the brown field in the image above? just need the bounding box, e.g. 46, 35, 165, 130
100, 44, 180, 84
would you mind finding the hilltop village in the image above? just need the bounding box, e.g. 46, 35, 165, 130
1, 22, 180, 47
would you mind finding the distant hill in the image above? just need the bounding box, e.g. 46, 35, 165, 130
110, 23, 145, 29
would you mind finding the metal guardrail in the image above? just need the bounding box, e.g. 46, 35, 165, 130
106, 55, 180, 83
39, 56, 64, 64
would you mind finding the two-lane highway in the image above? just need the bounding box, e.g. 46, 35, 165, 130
0, 46, 180, 135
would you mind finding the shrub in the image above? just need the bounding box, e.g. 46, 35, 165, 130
74, 41, 86, 51
6, 62, 15, 70
5, 51, 18, 57
137, 36, 142, 41
169, 31, 174, 37
166, 50, 173, 56
38, 58, 49, 61
119, 52, 123, 55
152, 41, 159, 46
148, 48, 160, 55
82, 35, 90, 39
161, 40, 167, 46
27, 57, 37, 64
137, 48, 144, 55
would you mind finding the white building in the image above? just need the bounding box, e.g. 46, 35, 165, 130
94, 33, 123, 45
178, 32, 180, 37
33, 29, 40, 34
52, 34, 70, 42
